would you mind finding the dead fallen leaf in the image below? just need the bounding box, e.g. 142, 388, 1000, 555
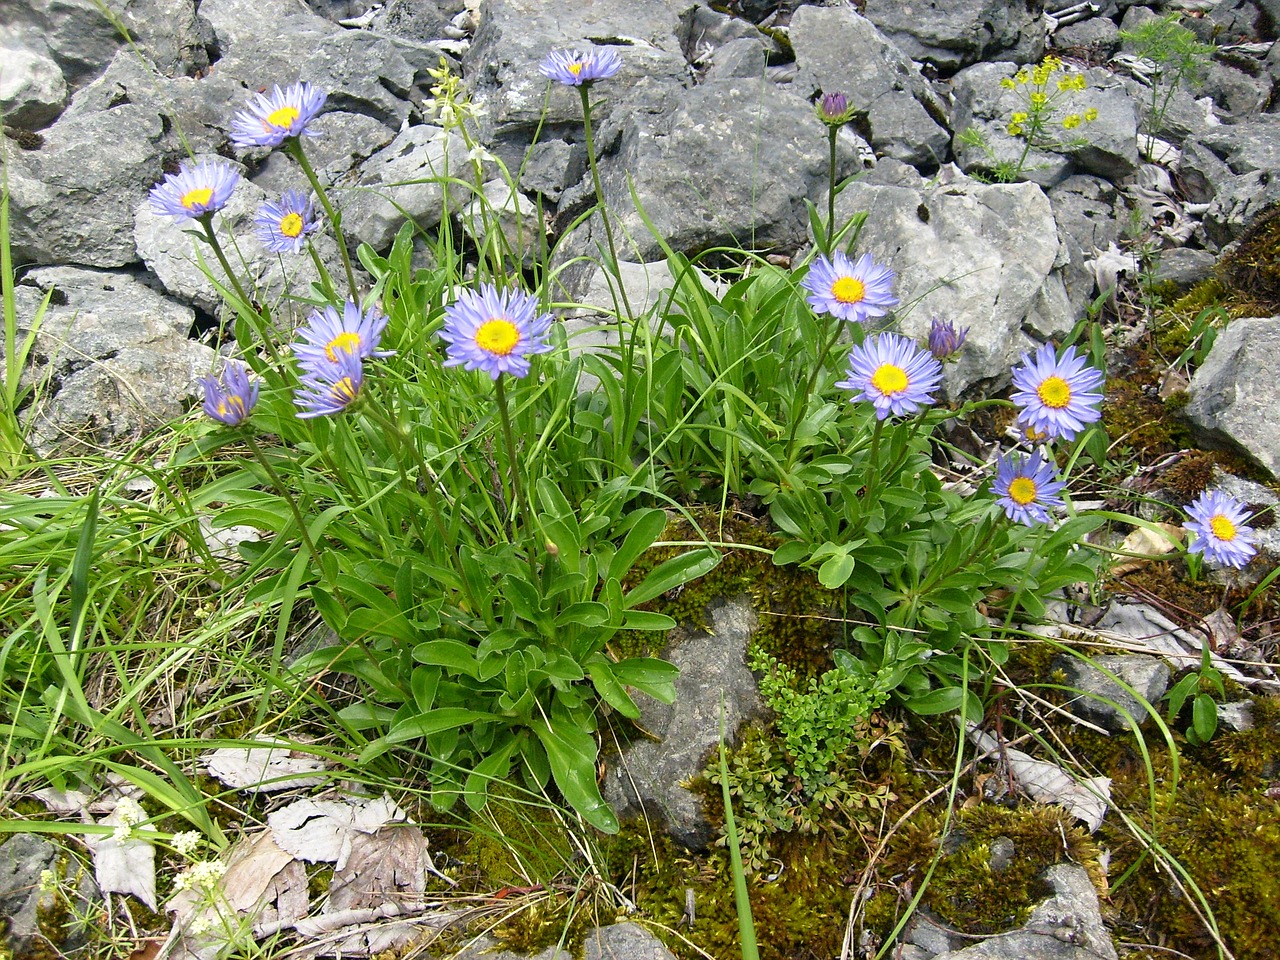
969, 724, 1111, 832
267, 795, 404, 865
85, 807, 157, 910
1203, 606, 1243, 656
127, 940, 162, 960
1111, 523, 1182, 577
201, 744, 327, 793
324, 824, 432, 914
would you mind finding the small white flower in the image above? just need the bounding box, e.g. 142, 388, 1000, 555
172, 831, 203, 857
39, 869, 57, 893
114, 796, 146, 825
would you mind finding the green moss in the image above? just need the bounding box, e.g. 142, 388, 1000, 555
1218, 203, 1280, 312
1102, 376, 1193, 459
865, 804, 1105, 939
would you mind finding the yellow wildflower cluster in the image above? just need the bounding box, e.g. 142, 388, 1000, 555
1000, 55, 1096, 140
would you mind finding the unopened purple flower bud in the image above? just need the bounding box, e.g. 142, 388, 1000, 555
927, 317, 968, 361
816, 91, 852, 125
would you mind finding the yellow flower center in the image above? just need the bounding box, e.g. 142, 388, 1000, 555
279, 212, 305, 238
1037, 375, 1071, 409
324, 332, 362, 363
475, 319, 520, 357
1210, 515, 1237, 542
181, 186, 214, 210
265, 105, 300, 130
216, 396, 246, 419
870, 363, 908, 397
1008, 477, 1038, 505
568, 61, 584, 76
331, 377, 358, 403
832, 276, 866, 304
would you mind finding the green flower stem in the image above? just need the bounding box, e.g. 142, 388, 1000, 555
199, 218, 286, 366
826, 125, 839, 251
243, 431, 333, 599
578, 84, 635, 325
286, 138, 359, 303
782, 315, 846, 473
494, 375, 535, 561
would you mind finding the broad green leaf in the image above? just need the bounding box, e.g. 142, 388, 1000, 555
532, 721, 618, 834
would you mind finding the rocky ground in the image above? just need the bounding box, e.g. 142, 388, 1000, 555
4, 0, 1280, 958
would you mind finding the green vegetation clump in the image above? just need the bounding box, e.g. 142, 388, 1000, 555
1219, 204, 1280, 313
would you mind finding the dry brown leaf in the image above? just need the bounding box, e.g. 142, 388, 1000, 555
267, 795, 404, 865
1111, 523, 1182, 576
85, 807, 157, 910
324, 824, 431, 914
201, 744, 327, 793
969, 725, 1110, 832
221, 831, 297, 913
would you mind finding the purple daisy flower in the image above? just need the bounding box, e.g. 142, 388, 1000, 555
199, 362, 258, 426
836, 332, 943, 420
230, 82, 327, 150
801, 252, 898, 324
927, 317, 968, 362
149, 159, 240, 221
992, 450, 1067, 526
1185, 489, 1258, 569
293, 301, 392, 369
294, 350, 365, 418
1010, 342, 1104, 442
439, 284, 554, 380
255, 189, 318, 254
538, 47, 623, 86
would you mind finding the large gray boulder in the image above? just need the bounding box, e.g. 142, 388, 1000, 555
576, 76, 858, 264
789, 5, 951, 167
462, 0, 689, 163
603, 598, 764, 850
0, 26, 68, 129
835, 162, 1075, 399
862, 0, 1044, 72
1185, 316, 1280, 479
10, 267, 215, 454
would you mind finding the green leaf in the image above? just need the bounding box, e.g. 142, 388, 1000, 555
412, 639, 483, 679
1191, 694, 1218, 743
771, 540, 810, 566
611, 657, 679, 703
555, 601, 610, 628
585, 658, 641, 718
464, 734, 519, 813
608, 508, 667, 583
625, 547, 720, 608
377, 707, 501, 750
618, 609, 675, 632
818, 552, 855, 589
532, 721, 618, 834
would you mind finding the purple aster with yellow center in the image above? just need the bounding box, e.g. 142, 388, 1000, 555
538, 47, 623, 86
439, 284, 554, 380
1010, 342, 1104, 442
836, 332, 943, 420
992, 451, 1067, 526
1184, 489, 1258, 569
294, 301, 392, 369
230, 81, 327, 150
199, 362, 258, 426
149, 159, 240, 221
294, 350, 365, 418
801, 252, 898, 324
255, 189, 318, 254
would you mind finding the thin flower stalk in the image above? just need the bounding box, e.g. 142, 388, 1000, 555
285, 138, 359, 302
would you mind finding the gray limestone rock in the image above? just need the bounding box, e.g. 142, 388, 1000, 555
704, 36, 769, 81
862, 0, 1045, 72
519, 139, 580, 202
835, 164, 1075, 399
789, 5, 951, 167
1048, 175, 1126, 307
0, 834, 100, 960
577, 76, 859, 263
249, 111, 400, 196
462, 178, 543, 266
7, 101, 167, 268
1152, 247, 1216, 289
330, 124, 472, 253
1052, 17, 1122, 58
602, 598, 764, 850
0, 29, 68, 129
462, 0, 689, 161
452, 922, 676, 960
1053, 654, 1172, 733
206, 7, 418, 130
931, 864, 1117, 960
10, 266, 215, 454
1185, 316, 1280, 479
